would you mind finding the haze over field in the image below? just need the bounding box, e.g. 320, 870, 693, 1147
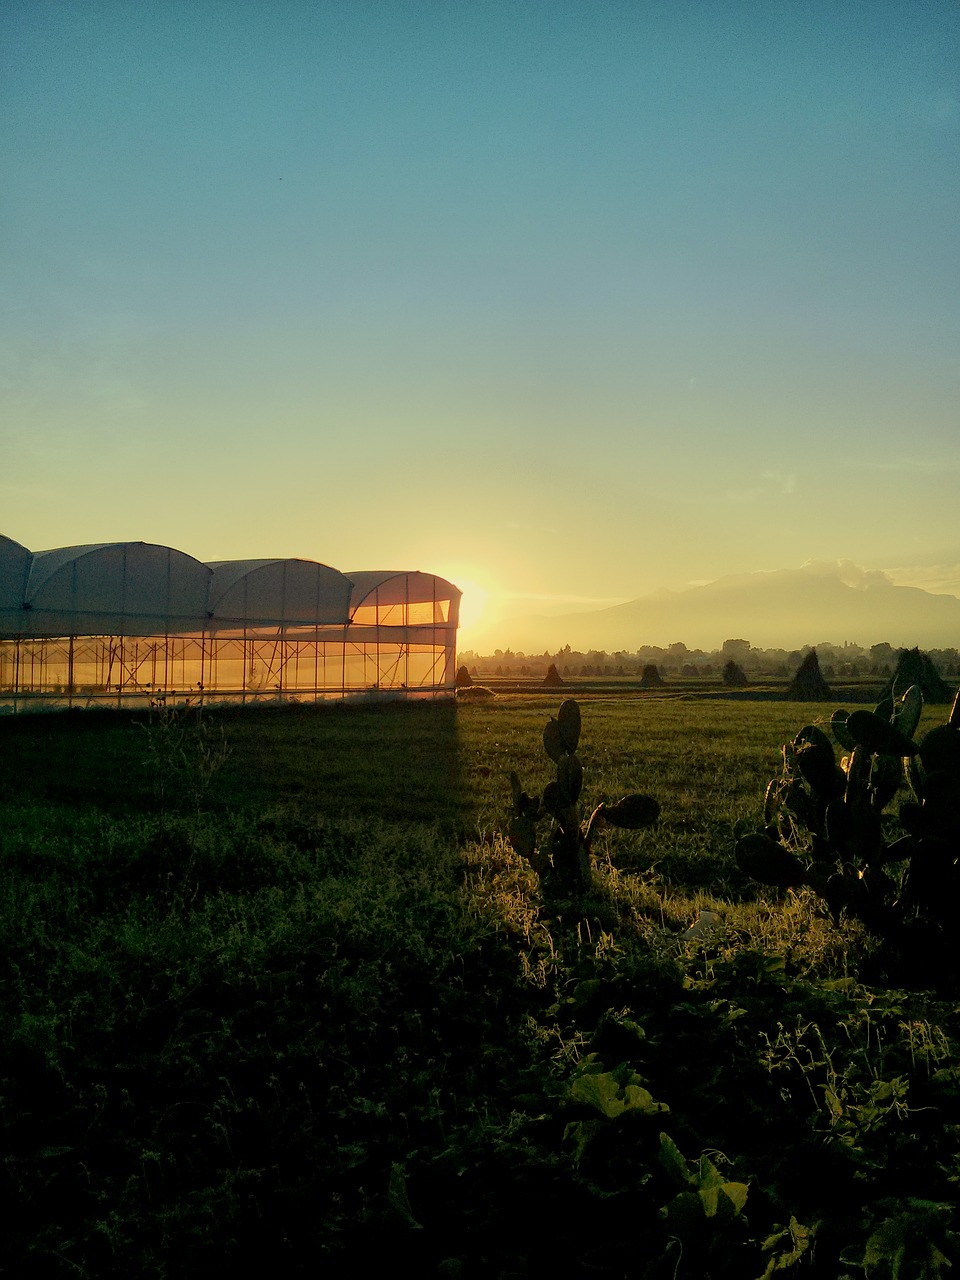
467, 560, 960, 653
3, 2, 958, 646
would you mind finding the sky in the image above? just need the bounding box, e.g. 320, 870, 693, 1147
3, 0, 958, 647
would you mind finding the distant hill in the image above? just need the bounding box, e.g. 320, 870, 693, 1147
471, 562, 960, 653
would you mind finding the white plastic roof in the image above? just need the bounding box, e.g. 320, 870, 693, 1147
207, 559, 353, 626
347, 570, 460, 613
0, 536, 32, 614
0, 538, 459, 639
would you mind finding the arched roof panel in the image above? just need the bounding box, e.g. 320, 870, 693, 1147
347, 571, 461, 628
0, 535, 32, 613
207, 559, 353, 627
347, 571, 460, 609
23, 543, 212, 636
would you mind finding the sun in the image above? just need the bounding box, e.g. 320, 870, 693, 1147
431, 564, 499, 646
454, 578, 491, 636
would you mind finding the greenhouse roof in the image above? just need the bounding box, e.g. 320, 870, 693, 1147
0, 538, 459, 638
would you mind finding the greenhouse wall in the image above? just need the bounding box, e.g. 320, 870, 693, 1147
0, 537, 460, 710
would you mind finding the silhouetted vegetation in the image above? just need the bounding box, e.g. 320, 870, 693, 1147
884, 646, 953, 704
508, 700, 659, 895
722, 659, 748, 688
4, 696, 960, 1276
787, 648, 831, 701
737, 682, 960, 978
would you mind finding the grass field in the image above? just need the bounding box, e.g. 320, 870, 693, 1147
2, 694, 958, 1277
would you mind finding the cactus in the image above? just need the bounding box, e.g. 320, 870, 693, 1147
508, 699, 660, 894
736, 683, 960, 942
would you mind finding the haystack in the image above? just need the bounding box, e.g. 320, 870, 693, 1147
787, 649, 831, 701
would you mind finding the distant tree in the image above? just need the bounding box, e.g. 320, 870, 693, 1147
870, 642, 897, 666
722, 639, 751, 663
639, 664, 664, 689
787, 649, 831, 701
722, 660, 748, 688
455, 665, 473, 688
542, 663, 564, 688
883, 647, 953, 704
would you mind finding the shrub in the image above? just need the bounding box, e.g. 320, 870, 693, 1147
884, 647, 952, 704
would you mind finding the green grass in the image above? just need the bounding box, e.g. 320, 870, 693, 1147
1, 695, 959, 1277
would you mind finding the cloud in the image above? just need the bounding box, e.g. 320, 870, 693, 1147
796, 560, 892, 589
884, 564, 960, 598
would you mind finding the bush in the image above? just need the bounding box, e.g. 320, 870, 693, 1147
884, 647, 952, 704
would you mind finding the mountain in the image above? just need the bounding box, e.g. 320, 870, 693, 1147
471, 562, 960, 653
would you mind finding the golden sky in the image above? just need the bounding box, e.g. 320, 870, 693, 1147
3, 2, 958, 647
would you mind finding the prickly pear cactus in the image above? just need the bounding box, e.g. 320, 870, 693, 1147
508, 699, 660, 895
736, 683, 960, 943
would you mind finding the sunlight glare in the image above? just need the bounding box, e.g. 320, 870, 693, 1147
431, 564, 499, 645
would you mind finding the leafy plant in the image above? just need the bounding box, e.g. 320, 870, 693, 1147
563, 1054, 668, 1164
507, 699, 660, 894
658, 1131, 749, 1231
736, 682, 960, 947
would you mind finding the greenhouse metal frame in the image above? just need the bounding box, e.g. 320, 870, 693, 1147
0, 536, 460, 710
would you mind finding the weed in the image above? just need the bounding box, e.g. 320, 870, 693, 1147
141, 695, 230, 823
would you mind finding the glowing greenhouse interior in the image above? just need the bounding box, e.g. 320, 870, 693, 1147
0, 536, 460, 709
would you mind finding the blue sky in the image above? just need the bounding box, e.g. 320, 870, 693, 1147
3, 0, 958, 642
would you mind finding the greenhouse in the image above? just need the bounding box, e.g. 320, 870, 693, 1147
0, 536, 460, 709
